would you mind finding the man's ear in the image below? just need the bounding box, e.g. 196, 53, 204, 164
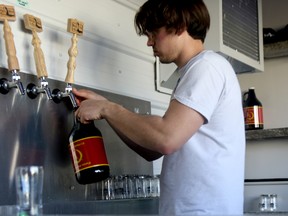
176, 27, 186, 36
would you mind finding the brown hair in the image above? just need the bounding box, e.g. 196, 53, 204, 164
135, 0, 210, 42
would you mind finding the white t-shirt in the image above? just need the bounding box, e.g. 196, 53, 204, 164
159, 50, 245, 215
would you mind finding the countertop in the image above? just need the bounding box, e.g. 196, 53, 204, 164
246, 127, 288, 141
1, 204, 288, 215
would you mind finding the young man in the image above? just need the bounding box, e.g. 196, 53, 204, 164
73, 0, 245, 215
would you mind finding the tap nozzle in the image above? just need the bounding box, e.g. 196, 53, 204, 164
52, 83, 77, 109
43, 85, 52, 100
15, 79, 25, 95
26, 77, 52, 99
68, 90, 77, 109
0, 70, 25, 95
11, 70, 25, 95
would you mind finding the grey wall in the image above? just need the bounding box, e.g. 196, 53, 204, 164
0, 68, 153, 207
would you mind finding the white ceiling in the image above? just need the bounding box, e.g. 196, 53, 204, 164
127, 0, 147, 7
113, 0, 147, 11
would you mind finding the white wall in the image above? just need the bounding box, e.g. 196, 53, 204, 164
0, 0, 170, 113
241, 63, 288, 209
262, 0, 288, 30
0, 0, 169, 175
238, 0, 288, 129
238, 57, 288, 129
238, 0, 288, 211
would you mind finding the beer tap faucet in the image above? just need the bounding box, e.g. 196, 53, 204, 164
53, 83, 77, 109
0, 4, 25, 95
52, 18, 83, 109
23, 14, 52, 100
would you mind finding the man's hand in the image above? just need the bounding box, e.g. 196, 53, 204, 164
72, 88, 107, 106
72, 88, 111, 123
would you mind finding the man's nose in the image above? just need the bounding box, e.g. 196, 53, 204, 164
146, 32, 154, 46
147, 36, 154, 46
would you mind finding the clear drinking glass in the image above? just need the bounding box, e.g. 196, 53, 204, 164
268, 194, 277, 211
259, 194, 268, 211
15, 166, 44, 216
102, 176, 115, 200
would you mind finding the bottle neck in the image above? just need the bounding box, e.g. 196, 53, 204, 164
73, 115, 94, 130
245, 88, 262, 106
79, 121, 95, 129
248, 89, 256, 99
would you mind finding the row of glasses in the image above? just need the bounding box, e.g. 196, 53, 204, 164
259, 194, 277, 212
92, 174, 160, 200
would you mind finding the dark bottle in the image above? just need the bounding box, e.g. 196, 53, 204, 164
243, 87, 264, 130
69, 117, 110, 184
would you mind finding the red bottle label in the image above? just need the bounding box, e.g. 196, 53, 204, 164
70, 136, 109, 173
244, 106, 264, 125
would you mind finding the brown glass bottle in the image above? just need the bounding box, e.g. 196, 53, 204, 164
69, 117, 110, 184
243, 87, 264, 130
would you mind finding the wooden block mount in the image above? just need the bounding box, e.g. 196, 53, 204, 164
67, 18, 84, 35
0, 4, 16, 21
23, 14, 43, 32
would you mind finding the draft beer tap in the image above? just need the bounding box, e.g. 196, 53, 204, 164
0, 4, 25, 95
23, 14, 52, 100
52, 18, 84, 109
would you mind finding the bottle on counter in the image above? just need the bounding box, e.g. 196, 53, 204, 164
243, 87, 264, 130
69, 116, 110, 184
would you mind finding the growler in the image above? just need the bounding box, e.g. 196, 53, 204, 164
243, 87, 264, 130
69, 117, 110, 184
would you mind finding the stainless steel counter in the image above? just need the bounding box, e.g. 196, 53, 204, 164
44, 199, 159, 215
2, 203, 288, 215
0, 198, 159, 215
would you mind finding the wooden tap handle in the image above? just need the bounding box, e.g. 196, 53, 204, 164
31, 30, 48, 78
65, 34, 78, 84
3, 19, 20, 71
65, 18, 84, 84
23, 14, 47, 78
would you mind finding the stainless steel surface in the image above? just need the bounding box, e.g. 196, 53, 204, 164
0, 198, 159, 215
0, 67, 153, 213
44, 199, 158, 215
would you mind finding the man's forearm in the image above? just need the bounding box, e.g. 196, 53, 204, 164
111, 127, 163, 161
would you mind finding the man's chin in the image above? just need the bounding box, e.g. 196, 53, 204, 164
155, 54, 173, 64
159, 59, 172, 64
